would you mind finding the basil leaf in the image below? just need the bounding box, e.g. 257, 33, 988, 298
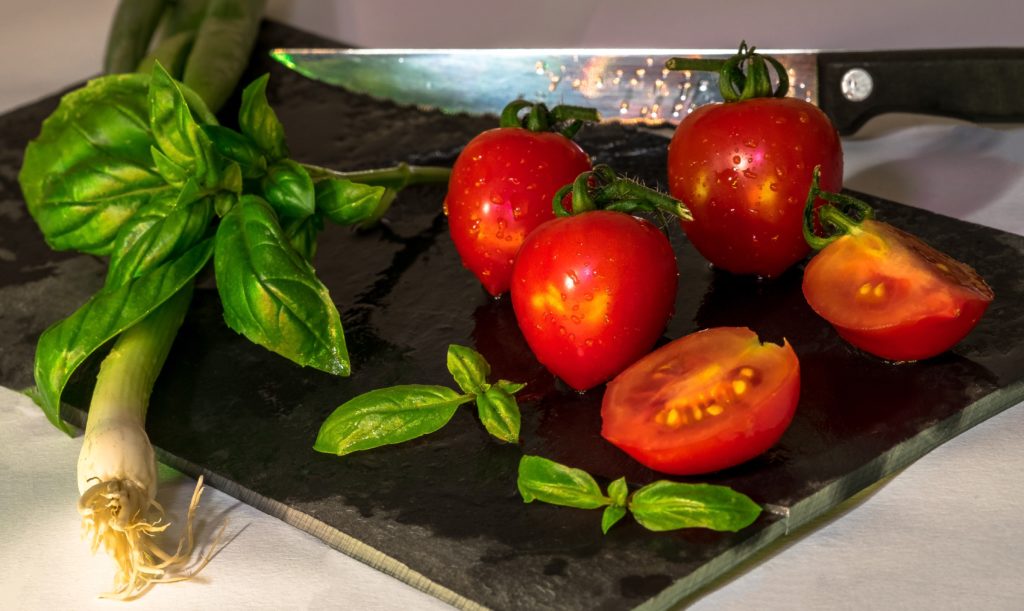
517, 455, 609, 509
262, 160, 315, 219
607, 477, 628, 507
202, 124, 267, 178
495, 380, 527, 395
214, 191, 237, 217
314, 385, 471, 456
19, 74, 167, 255
106, 181, 215, 288
239, 74, 288, 161
601, 506, 628, 534
475, 386, 520, 443
33, 238, 214, 433
148, 63, 219, 188
153, 146, 191, 187
314, 178, 386, 226
446, 344, 490, 394
282, 212, 324, 262
214, 195, 349, 376
629, 481, 762, 532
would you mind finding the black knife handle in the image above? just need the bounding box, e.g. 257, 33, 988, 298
816, 48, 1024, 135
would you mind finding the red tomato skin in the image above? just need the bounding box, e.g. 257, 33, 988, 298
667, 97, 843, 277
601, 327, 801, 475
510, 211, 678, 391
831, 297, 990, 361
802, 220, 994, 361
445, 127, 592, 296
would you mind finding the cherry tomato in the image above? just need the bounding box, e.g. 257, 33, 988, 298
601, 327, 800, 475
445, 127, 592, 296
803, 219, 994, 361
667, 97, 843, 277
510, 210, 678, 391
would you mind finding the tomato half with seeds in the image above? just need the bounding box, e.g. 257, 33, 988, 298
802, 219, 994, 361
445, 126, 592, 296
601, 327, 800, 475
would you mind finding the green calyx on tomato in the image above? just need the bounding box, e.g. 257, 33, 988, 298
801, 166, 876, 250
800, 166, 995, 362
552, 164, 692, 221
666, 41, 790, 102
499, 100, 600, 139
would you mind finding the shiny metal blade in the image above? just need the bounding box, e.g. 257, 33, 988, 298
270, 48, 819, 124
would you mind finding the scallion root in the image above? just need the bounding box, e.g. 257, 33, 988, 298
78, 475, 217, 600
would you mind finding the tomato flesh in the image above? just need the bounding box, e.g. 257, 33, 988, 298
445, 127, 592, 296
510, 210, 678, 391
802, 220, 994, 361
667, 97, 843, 277
601, 327, 800, 475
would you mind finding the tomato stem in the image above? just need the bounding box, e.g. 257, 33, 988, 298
554, 164, 693, 221
666, 41, 789, 102
802, 166, 875, 250
498, 100, 599, 138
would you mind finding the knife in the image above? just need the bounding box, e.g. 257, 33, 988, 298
270, 47, 1024, 135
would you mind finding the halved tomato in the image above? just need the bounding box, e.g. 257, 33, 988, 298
802, 220, 994, 361
601, 327, 800, 475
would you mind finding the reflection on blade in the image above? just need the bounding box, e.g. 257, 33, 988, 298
271, 49, 819, 124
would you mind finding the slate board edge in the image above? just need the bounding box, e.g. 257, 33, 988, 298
637, 376, 1024, 611
54, 374, 1024, 610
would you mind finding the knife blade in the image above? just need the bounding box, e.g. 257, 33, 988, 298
270, 47, 1024, 136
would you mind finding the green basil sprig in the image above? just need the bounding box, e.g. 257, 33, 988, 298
517, 456, 762, 534
314, 345, 526, 456
19, 63, 451, 434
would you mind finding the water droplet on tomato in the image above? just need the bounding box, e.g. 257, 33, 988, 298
474, 179, 485, 187
442, 200, 449, 215
560, 293, 567, 301
584, 293, 594, 301
769, 182, 778, 192
491, 194, 503, 204
508, 176, 521, 186
799, 111, 810, 124
743, 169, 757, 179
558, 326, 567, 336
470, 219, 481, 233
744, 139, 757, 148
731, 155, 742, 165
585, 339, 595, 347
572, 304, 580, 311
571, 314, 582, 323
512, 206, 524, 219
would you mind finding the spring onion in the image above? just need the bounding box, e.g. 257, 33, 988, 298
75, 284, 215, 599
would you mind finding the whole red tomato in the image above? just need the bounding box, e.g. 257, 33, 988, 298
445, 126, 591, 296
510, 210, 678, 391
665, 45, 843, 278
668, 97, 842, 277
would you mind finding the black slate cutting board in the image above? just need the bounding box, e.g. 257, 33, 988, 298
3, 22, 1024, 611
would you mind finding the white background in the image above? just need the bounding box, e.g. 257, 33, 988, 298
2, 1, 1023, 609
